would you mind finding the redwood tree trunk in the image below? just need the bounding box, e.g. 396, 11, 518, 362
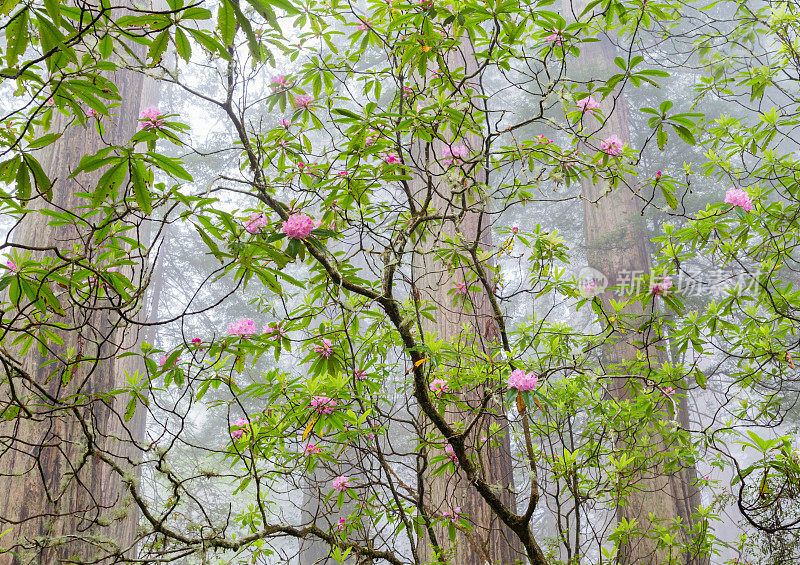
565, 1, 705, 563
413, 40, 522, 565
0, 44, 156, 565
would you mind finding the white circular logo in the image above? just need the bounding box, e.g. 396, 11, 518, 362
578, 266, 608, 297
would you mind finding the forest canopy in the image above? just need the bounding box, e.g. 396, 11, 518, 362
0, 0, 798, 564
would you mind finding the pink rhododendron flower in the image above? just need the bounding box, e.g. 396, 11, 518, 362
244, 213, 269, 234
159, 354, 181, 367
535, 134, 552, 144
304, 443, 323, 455
655, 170, 662, 180
282, 213, 315, 240
315, 338, 334, 358
337, 518, 347, 531
231, 417, 249, 439
311, 395, 337, 415
139, 106, 165, 130
443, 507, 462, 522
601, 135, 624, 156
444, 444, 458, 463
442, 144, 468, 167
6, 259, 18, 272
191, 338, 202, 345
271, 75, 286, 87
544, 30, 563, 44
512, 224, 519, 233
384, 153, 399, 164
281, 119, 291, 128
263, 321, 286, 338
332, 475, 351, 491
294, 95, 313, 109
724, 188, 753, 212
356, 18, 369, 30
228, 317, 258, 337
508, 368, 538, 391
651, 278, 673, 296
429, 378, 449, 397
337, 169, 349, 177
454, 281, 467, 294
664, 387, 676, 398
354, 367, 367, 381
365, 131, 379, 146
577, 96, 600, 114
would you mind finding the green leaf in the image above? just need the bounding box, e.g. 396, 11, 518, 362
671, 124, 696, 146
23, 154, 51, 200
218, 0, 236, 46
99, 34, 113, 59
5, 9, 28, 68
125, 397, 137, 421
147, 29, 170, 64
15, 158, 30, 204
27, 132, 61, 150
92, 160, 127, 207
43, 0, 60, 27
661, 185, 677, 210
145, 152, 193, 181
130, 159, 152, 214
174, 27, 191, 61
186, 27, 231, 59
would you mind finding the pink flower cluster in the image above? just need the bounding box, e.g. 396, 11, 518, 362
384, 153, 400, 164
271, 75, 286, 88
333, 475, 351, 491
294, 95, 313, 109
337, 518, 347, 531
139, 106, 165, 130
651, 278, 673, 296
304, 443, 323, 455
443, 507, 462, 522
231, 417, 249, 439
315, 338, 334, 358
601, 135, 624, 156
577, 96, 600, 114
263, 321, 286, 338
244, 213, 269, 234
544, 30, 563, 45
508, 368, 538, 391
311, 395, 337, 415
6, 259, 18, 272
282, 213, 316, 240
354, 367, 367, 381
535, 134, 552, 144
429, 378, 449, 397
356, 18, 369, 30
365, 130, 379, 146
159, 354, 181, 367
229, 317, 258, 337
442, 144, 468, 167
663, 387, 676, 398
444, 444, 458, 463
724, 188, 753, 212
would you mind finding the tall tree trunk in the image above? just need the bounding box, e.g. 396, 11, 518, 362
413, 40, 522, 565
0, 37, 156, 565
564, 1, 706, 563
